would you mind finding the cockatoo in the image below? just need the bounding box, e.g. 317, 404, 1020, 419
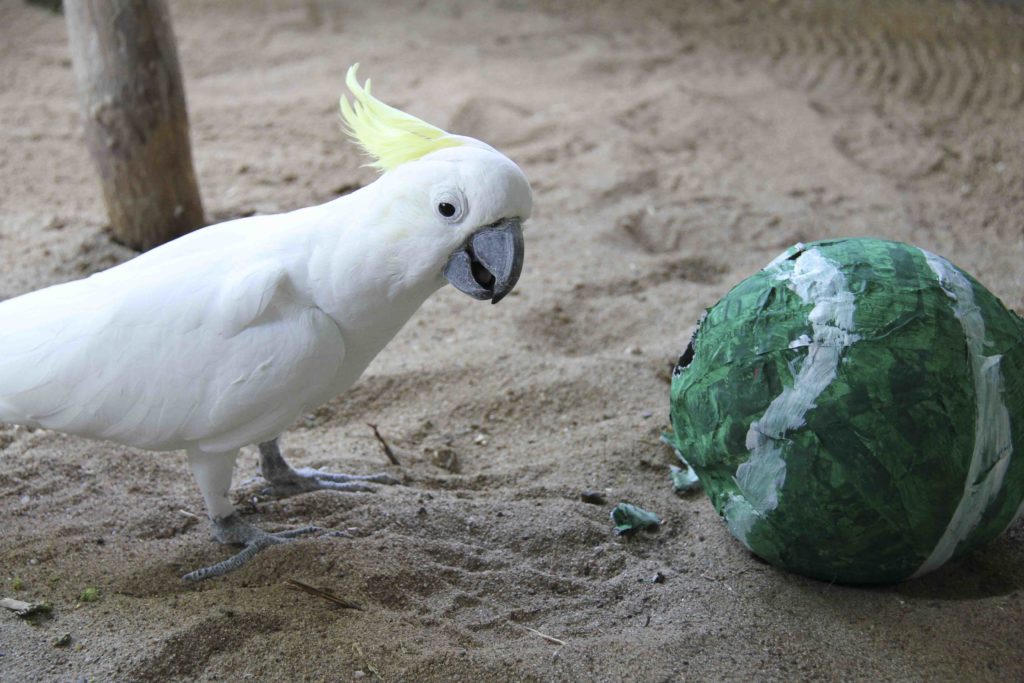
0, 65, 531, 580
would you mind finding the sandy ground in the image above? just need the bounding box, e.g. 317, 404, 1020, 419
2, 1, 1024, 680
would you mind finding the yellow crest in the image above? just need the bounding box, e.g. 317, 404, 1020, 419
340, 64, 462, 172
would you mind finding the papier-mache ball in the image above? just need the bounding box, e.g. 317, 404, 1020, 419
669, 238, 1024, 584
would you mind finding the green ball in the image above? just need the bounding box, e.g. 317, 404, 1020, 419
670, 238, 1024, 584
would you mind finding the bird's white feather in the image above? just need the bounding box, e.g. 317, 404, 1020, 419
0, 211, 345, 453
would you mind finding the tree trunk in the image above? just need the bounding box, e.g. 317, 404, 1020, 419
64, 0, 204, 251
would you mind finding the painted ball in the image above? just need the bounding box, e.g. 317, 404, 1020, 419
669, 238, 1024, 584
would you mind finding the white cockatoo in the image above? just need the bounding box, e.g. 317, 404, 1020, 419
0, 65, 531, 580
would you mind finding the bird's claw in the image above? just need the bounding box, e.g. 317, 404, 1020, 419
256, 439, 401, 498
261, 466, 400, 497
182, 515, 320, 582
294, 467, 400, 486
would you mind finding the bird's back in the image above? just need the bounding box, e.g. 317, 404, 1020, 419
0, 213, 346, 452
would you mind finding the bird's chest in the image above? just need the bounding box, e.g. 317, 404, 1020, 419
318, 288, 432, 400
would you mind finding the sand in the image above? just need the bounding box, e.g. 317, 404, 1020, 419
1, 1, 1023, 680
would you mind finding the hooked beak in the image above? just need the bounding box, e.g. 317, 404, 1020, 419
443, 217, 524, 304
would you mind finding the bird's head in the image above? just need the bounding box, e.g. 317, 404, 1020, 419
340, 65, 532, 304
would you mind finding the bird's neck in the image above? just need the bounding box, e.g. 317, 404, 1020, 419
303, 187, 445, 355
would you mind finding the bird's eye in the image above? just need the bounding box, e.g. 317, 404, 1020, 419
433, 189, 466, 222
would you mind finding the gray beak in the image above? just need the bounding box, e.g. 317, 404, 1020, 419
443, 217, 524, 304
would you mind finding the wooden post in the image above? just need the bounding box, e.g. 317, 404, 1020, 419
64, 0, 204, 251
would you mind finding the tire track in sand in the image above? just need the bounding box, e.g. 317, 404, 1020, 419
710, 0, 1024, 116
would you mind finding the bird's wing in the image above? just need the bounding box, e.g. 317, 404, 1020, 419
0, 255, 345, 453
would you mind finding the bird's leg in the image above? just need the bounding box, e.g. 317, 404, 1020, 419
183, 449, 318, 582
256, 437, 400, 497
189, 448, 241, 521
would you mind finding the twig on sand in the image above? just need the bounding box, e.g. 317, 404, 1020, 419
367, 423, 401, 467
523, 625, 567, 647
700, 573, 735, 592
284, 579, 364, 610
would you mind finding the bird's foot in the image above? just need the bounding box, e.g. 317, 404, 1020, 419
257, 440, 400, 498
258, 465, 401, 497
182, 513, 319, 582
